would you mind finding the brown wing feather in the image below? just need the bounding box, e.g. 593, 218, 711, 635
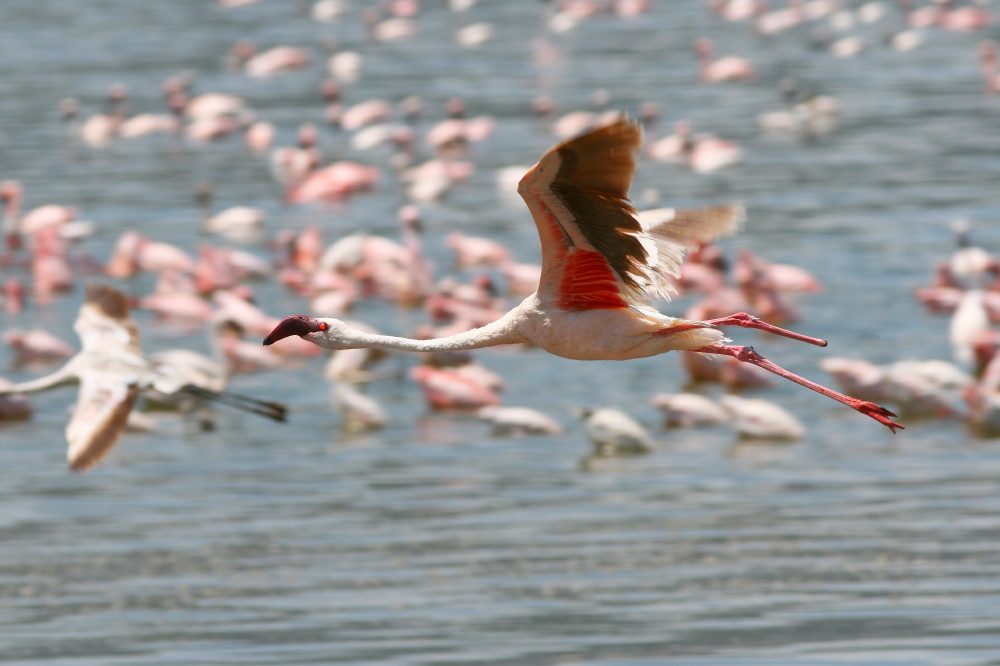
519, 115, 650, 308
65, 376, 138, 472
77, 284, 141, 351
547, 117, 647, 291
642, 204, 744, 245
86, 283, 132, 321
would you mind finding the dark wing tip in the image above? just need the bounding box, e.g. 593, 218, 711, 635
85, 283, 132, 321
555, 114, 641, 199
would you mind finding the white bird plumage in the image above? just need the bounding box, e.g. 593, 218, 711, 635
0, 285, 287, 471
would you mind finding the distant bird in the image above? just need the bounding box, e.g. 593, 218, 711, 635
331, 381, 387, 432
694, 38, 756, 83
950, 290, 991, 363
409, 364, 500, 410
0, 285, 286, 471
719, 395, 806, 440
196, 182, 266, 243
820, 357, 968, 417
578, 407, 654, 456
231, 43, 311, 77
949, 219, 996, 285
106, 230, 196, 278
476, 405, 563, 436
4, 329, 75, 364
650, 392, 729, 427
982, 41, 1000, 95
264, 116, 900, 432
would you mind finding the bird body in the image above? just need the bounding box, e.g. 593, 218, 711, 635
264, 116, 901, 432
651, 392, 730, 427
720, 396, 806, 441
578, 407, 654, 457
0, 285, 286, 471
477, 406, 563, 436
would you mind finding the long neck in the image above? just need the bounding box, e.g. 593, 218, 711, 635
344, 313, 524, 353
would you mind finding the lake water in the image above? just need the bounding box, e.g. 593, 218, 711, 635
3, 1, 1000, 664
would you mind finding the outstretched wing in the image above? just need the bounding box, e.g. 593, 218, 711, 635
65, 373, 138, 471
635, 203, 745, 300
517, 115, 648, 310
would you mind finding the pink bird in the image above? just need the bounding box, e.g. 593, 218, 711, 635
402, 159, 475, 202
340, 99, 392, 131
106, 231, 196, 277
1, 181, 80, 248
409, 364, 501, 411
184, 92, 247, 121
647, 121, 742, 173
939, 4, 990, 32
447, 231, 511, 268
694, 38, 756, 83
238, 44, 311, 77
264, 116, 901, 432
4, 329, 75, 364
78, 84, 127, 147
31, 226, 75, 301
285, 162, 380, 203
2, 278, 25, 315
981, 41, 1000, 94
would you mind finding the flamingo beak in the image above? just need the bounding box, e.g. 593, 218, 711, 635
263, 315, 319, 345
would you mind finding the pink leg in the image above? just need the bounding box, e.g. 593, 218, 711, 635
692, 344, 903, 433
703, 312, 829, 348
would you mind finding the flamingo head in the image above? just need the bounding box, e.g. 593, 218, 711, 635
263, 315, 353, 349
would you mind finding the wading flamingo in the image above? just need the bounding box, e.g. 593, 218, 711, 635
263, 116, 901, 432
0, 285, 287, 471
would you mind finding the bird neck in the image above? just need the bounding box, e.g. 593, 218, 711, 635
344, 314, 523, 353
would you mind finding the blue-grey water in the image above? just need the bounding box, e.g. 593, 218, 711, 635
3, 1, 1000, 664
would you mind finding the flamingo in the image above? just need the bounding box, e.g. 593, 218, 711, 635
409, 364, 501, 410
106, 230, 196, 277
263, 116, 901, 432
720, 395, 806, 440
650, 392, 730, 428
578, 407, 654, 457
332, 381, 388, 432
2, 278, 25, 315
0, 285, 286, 471
694, 38, 756, 83
196, 182, 266, 243
232, 43, 311, 77
78, 84, 127, 147
476, 405, 563, 436
982, 41, 1000, 94
4, 329, 76, 364
1, 180, 83, 248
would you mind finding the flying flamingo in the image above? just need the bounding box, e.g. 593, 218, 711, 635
263, 116, 901, 432
0, 285, 286, 471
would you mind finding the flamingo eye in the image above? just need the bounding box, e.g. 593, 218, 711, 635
318, 322, 328, 331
